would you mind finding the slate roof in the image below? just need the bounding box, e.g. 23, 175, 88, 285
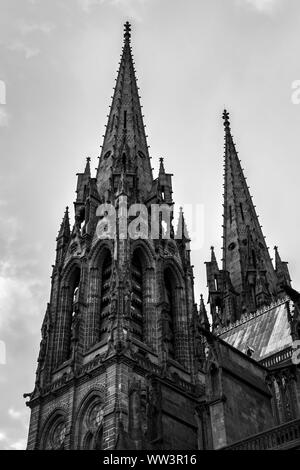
217, 298, 293, 362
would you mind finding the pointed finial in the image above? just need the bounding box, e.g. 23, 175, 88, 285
159, 157, 165, 174
58, 206, 70, 238
176, 206, 190, 241
222, 109, 231, 133
116, 167, 128, 197
124, 21, 131, 44
84, 157, 91, 177
199, 294, 210, 330
210, 246, 218, 265
274, 245, 282, 268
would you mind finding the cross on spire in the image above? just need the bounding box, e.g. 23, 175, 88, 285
124, 21, 131, 43
222, 109, 231, 133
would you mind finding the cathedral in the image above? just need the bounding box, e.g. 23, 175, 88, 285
25, 23, 300, 450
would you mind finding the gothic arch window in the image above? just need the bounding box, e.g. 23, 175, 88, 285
131, 251, 144, 342
130, 243, 156, 349
240, 203, 245, 222
122, 152, 127, 170
161, 264, 189, 367
163, 268, 176, 360
252, 250, 257, 269
55, 265, 81, 366
210, 363, 220, 398
78, 206, 85, 230
66, 267, 80, 360
41, 412, 67, 450
110, 114, 115, 133
213, 275, 218, 291
85, 245, 113, 349
229, 205, 233, 225
99, 250, 112, 343
76, 396, 104, 450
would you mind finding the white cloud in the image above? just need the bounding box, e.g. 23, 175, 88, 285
0, 107, 9, 127
77, 0, 147, 15
8, 408, 29, 430
8, 408, 22, 420
0, 276, 42, 330
9, 438, 27, 450
17, 20, 55, 35
8, 41, 40, 59
236, 0, 281, 13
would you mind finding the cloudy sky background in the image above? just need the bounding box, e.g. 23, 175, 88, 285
0, 0, 300, 449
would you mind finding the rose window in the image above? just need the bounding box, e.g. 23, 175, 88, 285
88, 403, 104, 432
51, 421, 66, 449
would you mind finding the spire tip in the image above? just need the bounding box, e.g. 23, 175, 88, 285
124, 21, 131, 43
222, 109, 231, 132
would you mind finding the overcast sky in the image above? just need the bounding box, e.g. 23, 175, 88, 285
0, 0, 300, 450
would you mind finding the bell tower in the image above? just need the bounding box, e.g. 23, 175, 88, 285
25, 23, 201, 451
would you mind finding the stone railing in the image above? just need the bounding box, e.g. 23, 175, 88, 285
223, 419, 300, 450
260, 347, 293, 369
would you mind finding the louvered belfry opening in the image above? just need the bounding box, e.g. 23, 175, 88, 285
164, 269, 175, 360
99, 252, 112, 343
64, 266, 80, 363
131, 252, 144, 342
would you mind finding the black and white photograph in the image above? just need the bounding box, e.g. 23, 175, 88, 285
0, 0, 300, 455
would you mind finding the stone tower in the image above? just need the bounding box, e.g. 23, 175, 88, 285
25, 23, 200, 451
206, 110, 291, 329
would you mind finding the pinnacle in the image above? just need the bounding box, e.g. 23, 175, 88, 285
159, 157, 165, 174
84, 157, 91, 176
176, 207, 190, 241
199, 293, 210, 330
58, 206, 70, 239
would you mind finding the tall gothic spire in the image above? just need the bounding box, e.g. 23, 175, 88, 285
96, 22, 153, 202
222, 110, 278, 310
